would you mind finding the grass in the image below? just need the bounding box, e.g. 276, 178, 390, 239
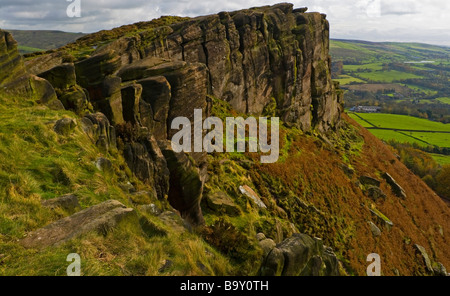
335, 75, 365, 85
436, 97, 450, 105
430, 154, 450, 165
357, 70, 422, 83
0, 93, 235, 276
343, 63, 383, 72
407, 132, 450, 148
368, 129, 428, 147
352, 113, 450, 132
18, 45, 44, 54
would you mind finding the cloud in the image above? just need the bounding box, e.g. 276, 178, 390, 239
0, 0, 449, 46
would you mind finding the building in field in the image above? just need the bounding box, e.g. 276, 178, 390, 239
349, 106, 382, 113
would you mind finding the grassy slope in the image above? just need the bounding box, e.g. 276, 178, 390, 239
0, 94, 233, 276
1, 92, 449, 276
331, 39, 450, 63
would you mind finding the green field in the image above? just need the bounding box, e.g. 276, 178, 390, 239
335, 75, 365, 85
357, 70, 422, 83
430, 154, 450, 165
18, 45, 43, 54
408, 132, 450, 147
349, 113, 450, 150
343, 63, 383, 71
351, 113, 450, 132
437, 97, 450, 105
368, 129, 428, 146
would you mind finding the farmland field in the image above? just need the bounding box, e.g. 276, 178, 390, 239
350, 113, 450, 132
349, 113, 450, 151
357, 70, 422, 83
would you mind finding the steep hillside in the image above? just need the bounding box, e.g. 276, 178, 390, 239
0, 3, 449, 276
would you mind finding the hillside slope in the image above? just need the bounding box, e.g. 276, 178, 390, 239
0, 3, 449, 276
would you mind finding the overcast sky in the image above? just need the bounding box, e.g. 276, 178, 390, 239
1, 0, 449, 46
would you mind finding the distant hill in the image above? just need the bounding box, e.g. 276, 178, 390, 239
7, 30, 86, 54
330, 39, 450, 64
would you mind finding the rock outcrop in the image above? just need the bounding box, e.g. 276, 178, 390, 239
48, 4, 341, 134
259, 233, 341, 276
0, 30, 62, 107
20, 200, 134, 249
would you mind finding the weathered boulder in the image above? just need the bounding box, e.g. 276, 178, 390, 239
261, 233, 341, 276
414, 244, 433, 274
383, 172, 407, 199
81, 112, 117, 153
370, 207, 394, 229
365, 186, 386, 202
432, 262, 448, 277
41, 194, 80, 213
368, 221, 382, 237
159, 140, 205, 225
203, 191, 240, 216
20, 200, 134, 249
59, 85, 90, 115
95, 157, 113, 175
25, 51, 74, 75
239, 185, 267, 209
359, 175, 381, 187
38, 63, 76, 90
53, 118, 77, 136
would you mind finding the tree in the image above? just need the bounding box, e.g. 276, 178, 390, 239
435, 165, 450, 199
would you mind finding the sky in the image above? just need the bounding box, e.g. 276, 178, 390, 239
1, 0, 449, 46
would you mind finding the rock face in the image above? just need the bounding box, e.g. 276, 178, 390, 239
0, 30, 27, 86
259, 233, 341, 276
81, 112, 117, 153
87, 3, 342, 132
0, 30, 62, 107
160, 140, 205, 226
122, 134, 170, 200
20, 200, 134, 249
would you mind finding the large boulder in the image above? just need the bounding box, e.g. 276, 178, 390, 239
260, 233, 341, 276
20, 200, 134, 249
41, 194, 80, 213
38, 63, 77, 90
